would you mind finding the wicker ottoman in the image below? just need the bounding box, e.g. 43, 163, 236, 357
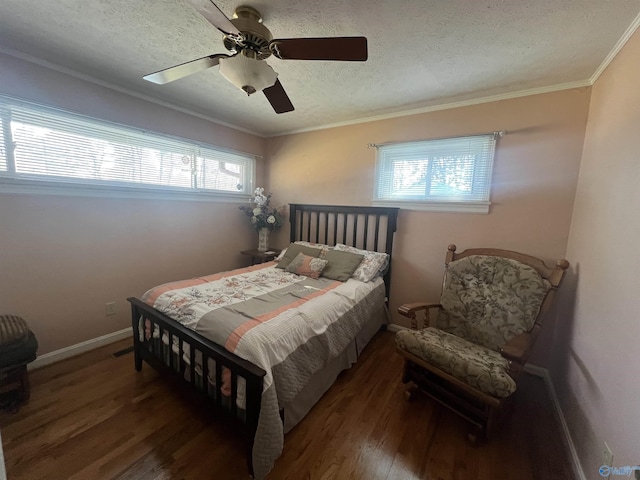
0, 315, 38, 410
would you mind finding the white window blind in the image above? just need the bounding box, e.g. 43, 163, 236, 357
0, 116, 6, 172
373, 134, 498, 213
0, 96, 255, 198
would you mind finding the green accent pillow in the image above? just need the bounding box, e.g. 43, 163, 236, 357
321, 250, 365, 282
276, 243, 322, 269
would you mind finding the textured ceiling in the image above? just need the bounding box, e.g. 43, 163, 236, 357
0, 0, 639, 136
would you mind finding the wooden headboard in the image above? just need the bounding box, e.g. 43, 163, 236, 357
289, 204, 399, 299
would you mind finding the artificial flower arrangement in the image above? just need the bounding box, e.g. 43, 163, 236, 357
239, 187, 285, 231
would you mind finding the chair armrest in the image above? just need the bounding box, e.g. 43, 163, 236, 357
397, 303, 441, 330
500, 332, 534, 364
397, 302, 441, 316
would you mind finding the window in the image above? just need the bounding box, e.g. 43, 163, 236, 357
0, 96, 255, 200
373, 133, 498, 213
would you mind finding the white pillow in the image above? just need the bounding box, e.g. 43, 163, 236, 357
333, 243, 389, 282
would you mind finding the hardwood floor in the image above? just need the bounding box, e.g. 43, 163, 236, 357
0, 331, 575, 480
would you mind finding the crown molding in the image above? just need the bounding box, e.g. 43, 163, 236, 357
271, 80, 592, 137
0, 46, 265, 138
590, 11, 640, 84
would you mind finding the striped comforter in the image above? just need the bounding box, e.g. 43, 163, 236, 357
141, 262, 385, 479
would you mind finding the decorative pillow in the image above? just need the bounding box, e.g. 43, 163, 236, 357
333, 244, 389, 282
294, 241, 332, 257
375, 254, 391, 278
276, 241, 332, 262
276, 243, 322, 269
321, 250, 364, 282
285, 253, 328, 279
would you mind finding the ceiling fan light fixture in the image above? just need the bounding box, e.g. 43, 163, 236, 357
219, 54, 278, 96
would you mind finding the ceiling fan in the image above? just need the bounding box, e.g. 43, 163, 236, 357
143, 0, 368, 114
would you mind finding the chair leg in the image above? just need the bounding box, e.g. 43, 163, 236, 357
467, 418, 488, 445
467, 404, 493, 445
0, 365, 29, 412
486, 406, 496, 438
19, 366, 30, 402
401, 359, 412, 383
404, 383, 418, 401
468, 404, 499, 444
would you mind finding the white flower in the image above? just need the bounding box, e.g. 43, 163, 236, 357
253, 207, 262, 216
253, 187, 267, 206
250, 216, 257, 223
267, 215, 276, 224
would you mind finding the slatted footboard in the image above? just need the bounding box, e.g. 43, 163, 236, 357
127, 297, 266, 477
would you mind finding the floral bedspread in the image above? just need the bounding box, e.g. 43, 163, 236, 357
141, 262, 385, 479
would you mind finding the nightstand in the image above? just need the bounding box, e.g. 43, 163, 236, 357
241, 249, 281, 265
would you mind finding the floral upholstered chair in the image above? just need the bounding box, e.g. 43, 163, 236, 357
395, 244, 569, 441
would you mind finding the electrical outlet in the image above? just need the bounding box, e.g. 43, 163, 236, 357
105, 302, 117, 317
602, 442, 614, 479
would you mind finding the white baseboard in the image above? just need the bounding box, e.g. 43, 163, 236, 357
388, 323, 586, 480
525, 364, 587, 480
29, 327, 133, 370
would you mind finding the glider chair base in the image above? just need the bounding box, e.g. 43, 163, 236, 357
398, 349, 511, 444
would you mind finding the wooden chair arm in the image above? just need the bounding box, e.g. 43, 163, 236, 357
500, 332, 534, 364
397, 303, 442, 330
397, 302, 441, 316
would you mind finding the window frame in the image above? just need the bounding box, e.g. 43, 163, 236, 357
372, 133, 499, 214
0, 95, 257, 202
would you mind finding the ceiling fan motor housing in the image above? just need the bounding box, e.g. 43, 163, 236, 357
223, 6, 272, 60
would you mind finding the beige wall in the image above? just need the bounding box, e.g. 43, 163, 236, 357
0, 53, 266, 354
553, 29, 640, 475
267, 88, 590, 367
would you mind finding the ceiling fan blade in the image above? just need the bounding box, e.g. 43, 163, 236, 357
270, 37, 368, 61
143, 54, 231, 84
186, 0, 241, 36
263, 79, 294, 114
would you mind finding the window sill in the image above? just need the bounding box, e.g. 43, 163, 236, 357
372, 200, 490, 214
0, 177, 251, 203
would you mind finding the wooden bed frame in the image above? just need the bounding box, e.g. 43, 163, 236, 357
127, 204, 399, 477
